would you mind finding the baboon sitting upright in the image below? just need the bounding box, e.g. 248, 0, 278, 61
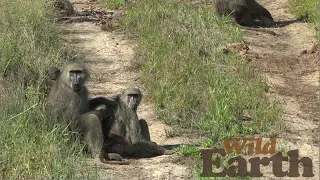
214, 0, 274, 27
90, 88, 151, 141
117, 88, 151, 141
89, 89, 173, 159
45, 63, 129, 165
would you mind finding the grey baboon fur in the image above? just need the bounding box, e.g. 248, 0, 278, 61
89, 89, 173, 159
45, 63, 130, 165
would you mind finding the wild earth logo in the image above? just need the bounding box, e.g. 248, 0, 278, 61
200, 137, 314, 177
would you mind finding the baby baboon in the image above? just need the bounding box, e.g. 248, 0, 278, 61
45, 63, 129, 165
214, 0, 274, 27
90, 93, 173, 159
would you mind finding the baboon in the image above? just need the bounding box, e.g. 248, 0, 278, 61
45, 63, 129, 165
214, 0, 274, 27
46, 66, 61, 80
50, 0, 75, 16
118, 88, 142, 112
89, 91, 173, 159
90, 88, 151, 141
117, 88, 151, 141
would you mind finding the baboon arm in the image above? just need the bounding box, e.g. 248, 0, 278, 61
127, 119, 144, 144
89, 97, 117, 111
139, 119, 151, 141
123, 139, 170, 158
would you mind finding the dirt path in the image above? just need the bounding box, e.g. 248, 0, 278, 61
241, 0, 319, 179
61, 1, 201, 179
60, 0, 318, 179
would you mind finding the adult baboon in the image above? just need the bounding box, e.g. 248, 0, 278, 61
52, 0, 75, 16
214, 0, 274, 27
89, 90, 173, 159
118, 88, 151, 141
45, 63, 129, 165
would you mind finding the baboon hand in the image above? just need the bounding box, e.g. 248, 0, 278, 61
164, 150, 174, 155
107, 153, 123, 161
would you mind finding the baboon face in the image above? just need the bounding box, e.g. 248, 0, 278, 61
69, 70, 85, 92
61, 63, 89, 92
120, 88, 142, 111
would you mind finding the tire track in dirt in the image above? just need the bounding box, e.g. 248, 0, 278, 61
61, 1, 201, 179
239, 0, 319, 179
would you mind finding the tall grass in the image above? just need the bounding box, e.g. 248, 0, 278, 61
121, 0, 284, 141
0, 0, 94, 178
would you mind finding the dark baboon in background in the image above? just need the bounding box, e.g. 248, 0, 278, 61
45, 63, 129, 165
214, 0, 274, 27
49, 0, 75, 16
89, 90, 173, 159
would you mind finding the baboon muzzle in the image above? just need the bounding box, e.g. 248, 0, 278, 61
70, 71, 82, 92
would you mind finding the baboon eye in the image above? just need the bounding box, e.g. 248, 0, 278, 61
69, 70, 82, 80
127, 94, 138, 102
128, 94, 139, 99
69, 70, 82, 74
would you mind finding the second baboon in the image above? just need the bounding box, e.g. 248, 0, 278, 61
116, 88, 151, 141
214, 0, 274, 27
45, 63, 129, 165
89, 92, 173, 159
90, 88, 151, 141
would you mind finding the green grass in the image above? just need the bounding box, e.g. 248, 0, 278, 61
0, 0, 95, 178
104, 1, 285, 178
288, 0, 320, 41
122, 0, 284, 140
288, 0, 319, 23
100, 0, 126, 9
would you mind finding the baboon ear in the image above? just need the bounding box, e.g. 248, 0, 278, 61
46, 66, 61, 80
120, 88, 125, 95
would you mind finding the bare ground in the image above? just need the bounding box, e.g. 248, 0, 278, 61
61, 1, 202, 179
61, 0, 319, 179
239, 0, 319, 179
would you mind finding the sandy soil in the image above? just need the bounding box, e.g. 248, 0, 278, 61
60, 0, 319, 179
239, 0, 319, 179
61, 0, 201, 179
